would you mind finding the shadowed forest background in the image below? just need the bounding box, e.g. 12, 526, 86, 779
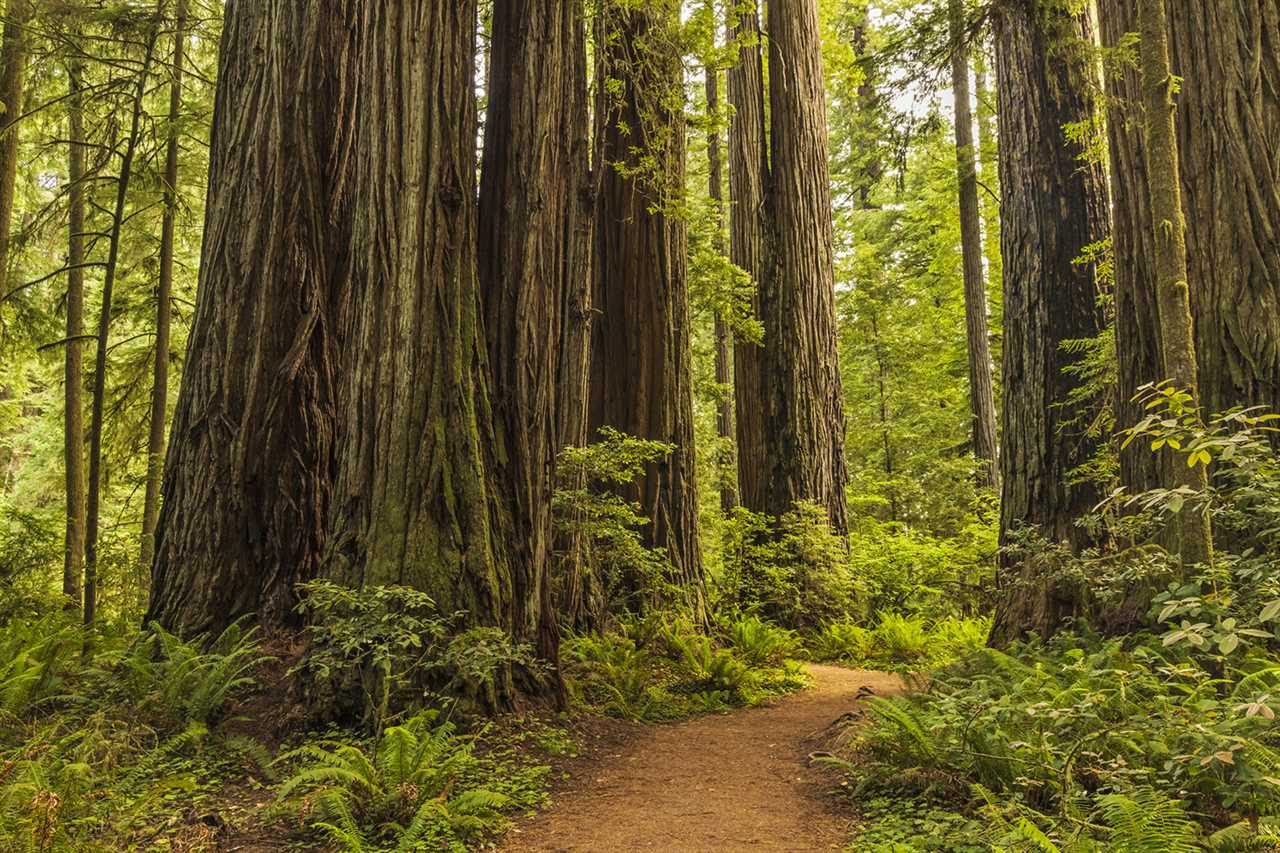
1, 0, 1280, 850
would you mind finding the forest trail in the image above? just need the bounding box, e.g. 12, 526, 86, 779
499, 666, 903, 853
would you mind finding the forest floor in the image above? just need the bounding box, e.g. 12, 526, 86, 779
496, 665, 903, 853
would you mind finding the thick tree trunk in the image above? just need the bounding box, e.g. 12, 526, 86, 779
87, 28, 159, 640
706, 37, 738, 513
950, 0, 1000, 490
725, 0, 768, 514
63, 64, 86, 608
1138, 0, 1213, 567
478, 0, 588, 694
590, 1, 705, 616
323, 0, 514, 634
0, 0, 30, 295
1167, 0, 1280, 421
141, 0, 187, 571
1100, 0, 1168, 499
989, 2, 1109, 646
762, 0, 849, 534
148, 4, 352, 635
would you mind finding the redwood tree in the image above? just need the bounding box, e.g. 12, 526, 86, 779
1100, 0, 1166, 497
761, 0, 849, 533
989, 0, 1110, 645
590, 0, 704, 614
1168, 0, 1280, 420
148, 4, 352, 635
478, 0, 589, 680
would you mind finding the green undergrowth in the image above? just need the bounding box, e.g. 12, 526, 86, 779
563, 612, 810, 721
829, 629, 1280, 851
808, 612, 991, 671
0, 603, 567, 852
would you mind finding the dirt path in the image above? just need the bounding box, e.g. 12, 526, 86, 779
499, 665, 902, 853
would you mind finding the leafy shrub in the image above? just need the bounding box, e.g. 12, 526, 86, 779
718, 502, 856, 628
293, 581, 533, 733
808, 613, 989, 671
849, 515, 997, 619
553, 428, 681, 615
564, 614, 805, 721
834, 634, 1280, 849
275, 710, 533, 852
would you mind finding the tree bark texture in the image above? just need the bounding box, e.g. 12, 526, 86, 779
63, 63, 86, 607
762, 0, 850, 534
989, 1, 1110, 646
322, 1, 516, 650
1100, 0, 1168, 498
950, 0, 1000, 490
141, 0, 187, 570
726, 0, 768, 514
148, 3, 352, 635
1168, 0, 1280, 420
590, 1, 705, 614
552, 13, 600, 631
478, 0, 589, 689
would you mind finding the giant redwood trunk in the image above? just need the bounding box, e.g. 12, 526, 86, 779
147, 4, 351, 635
322, 1, 514, 642
726, 0, 768, 514
1100, 0, 1167, 498
478, 0, 588, 683
989, 1, 1109, 646
1167, 0, 1280, 420
590, 1, 705, 615
762, 0, 849, 534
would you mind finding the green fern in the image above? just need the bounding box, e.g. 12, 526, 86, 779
1094, 787, 1201, 852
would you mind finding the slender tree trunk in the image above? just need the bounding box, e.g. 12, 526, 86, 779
478, 0, 587, 697
86, 27, 159, 642
141, 0, 187, 571
762, 0, 849, 534
148, 4, 352, 636
869, 310, 898, 522
989, 2, 1109, 646
950, 0, 1000, 490
705, 28, 738, 513
63, 63, 86, 608
725, 0, 768, 514
589, 0, 705, 616
1138, 0, 1213, 567
0, 0, 30, 295
1100, 0, 1167, 499
1167, 0, 1280, 421
973, 51, 1002, 291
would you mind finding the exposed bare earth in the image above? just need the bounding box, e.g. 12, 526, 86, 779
499, 665, 902, 853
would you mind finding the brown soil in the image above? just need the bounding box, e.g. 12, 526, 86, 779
498, 665, 902, 853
